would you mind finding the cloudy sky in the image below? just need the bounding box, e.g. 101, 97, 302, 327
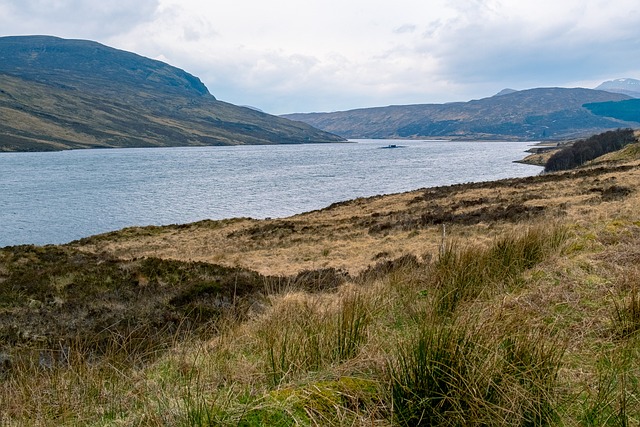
1, 0, 639, 114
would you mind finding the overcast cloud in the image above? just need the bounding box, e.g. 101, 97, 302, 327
1, 0, 639, 114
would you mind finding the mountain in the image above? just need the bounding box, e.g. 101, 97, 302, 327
595, 78, 640, 98
0, 36, 344, 152
494, 88, 518, 96
282, 88, 639, 141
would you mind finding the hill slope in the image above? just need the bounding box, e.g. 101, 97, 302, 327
283, 87, 639, 140
0, 36, 344, 151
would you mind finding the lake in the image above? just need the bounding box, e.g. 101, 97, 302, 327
0, 139, 542, 247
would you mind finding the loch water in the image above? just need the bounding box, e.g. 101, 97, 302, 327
0, 139, 542, 247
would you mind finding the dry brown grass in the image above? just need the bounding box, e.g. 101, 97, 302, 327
74, 157, 640, 279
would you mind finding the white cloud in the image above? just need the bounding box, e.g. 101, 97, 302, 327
1, 0, 640, 113
0, 0, 159, 39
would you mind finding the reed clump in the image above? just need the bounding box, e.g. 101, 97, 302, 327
430, 225, 568, 316
389, 323, 563, 426
254, 290, 370, 387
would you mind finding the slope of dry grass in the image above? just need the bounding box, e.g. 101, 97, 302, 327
75, 155, 640, 277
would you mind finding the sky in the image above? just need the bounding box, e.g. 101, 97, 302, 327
1, 0, 639, 114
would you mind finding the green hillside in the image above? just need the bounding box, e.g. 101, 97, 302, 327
0, 36, 345, 152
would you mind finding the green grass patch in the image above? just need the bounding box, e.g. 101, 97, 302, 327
389, 322, 564, 426
430, 225, 568, 315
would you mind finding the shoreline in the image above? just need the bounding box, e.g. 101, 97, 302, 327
0, 140, 542, 248
2, 168, 546, 249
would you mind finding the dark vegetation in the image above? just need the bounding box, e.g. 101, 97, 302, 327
544, 128, 636, 172
0, 245, 348, 356
585, 99, 640, 123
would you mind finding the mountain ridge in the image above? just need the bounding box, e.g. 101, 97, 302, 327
0, 36, 345, 152
0, 35, 211, 98
282, 87, 639, 141
595, 78, 640, 98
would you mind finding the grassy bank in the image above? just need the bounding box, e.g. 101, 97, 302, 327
2, 135, 640, 425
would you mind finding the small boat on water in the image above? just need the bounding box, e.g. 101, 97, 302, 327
380, 144, 405, 149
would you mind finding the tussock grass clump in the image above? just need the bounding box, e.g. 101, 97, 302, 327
430, 225, 568, 315
384, 225, 569, 426
2, 333, 169, 425
255, 291, 370, 386
389, 322, 564, 426
611, 285, 640, 339
578, 340, 640, 426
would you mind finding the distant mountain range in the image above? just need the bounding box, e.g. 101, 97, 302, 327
596, 78, 640, 98
0, 36, 344, 152
2, 35, 638, 149
283, 86, 640, 141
